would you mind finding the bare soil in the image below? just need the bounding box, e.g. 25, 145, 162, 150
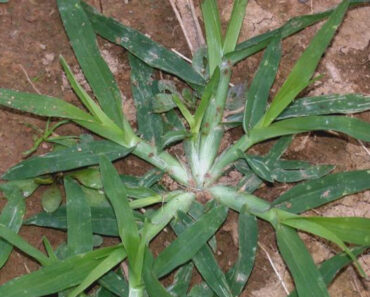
0, 0, 369, 296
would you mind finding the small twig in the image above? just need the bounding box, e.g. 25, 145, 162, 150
351, 276, 365, 297
19, 64, 41, 94
171, 48, 192, 63
258, 243, 290, 295
349, 114, 370, 157
357, 139, 370, 157
223, 106, 244, 118
24, 263, 31, 274
168, 0, 194, 54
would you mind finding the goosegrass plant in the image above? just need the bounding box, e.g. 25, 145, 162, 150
0, 0, 370, 296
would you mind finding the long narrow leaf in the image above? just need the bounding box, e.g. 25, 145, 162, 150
288, 247, 367, 297
65, 177, 93, 255
201, 0, 223, 75
223, 0, 248, 54
225, 94, 370, 126
227, 0, 367, 64
0, 225, 50, 266
273, 170, 370, 213
0, 245, 123, 297
129, 54, 164, 149
279, 216, 366, 276
297, 217, 370, 246
192, 68, 220, 134
81, 2, 205, 86
25, 205, 121, 237
251, 116, 370, 143
243, 36, 281, 132
99, 156, 140, 266
154, 205, 228, 277
226, 207, 257, 296
3, 140, 133, 180
277, 94, 370, 119
68, 248, 126, 297
0, 89, 93, 121
57, 0, 124, 128
145, 192, 195, 242
276, 225, 330, 297
260, 0, 350, 126
172, 211, 233, 297
0, 188, 26, 268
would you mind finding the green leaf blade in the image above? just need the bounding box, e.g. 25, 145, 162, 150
0, 89, 93, 121
260, 0, 350, 126
129, 54, 164, 148
99, 156, 140, 266
277, 94, 370, 119
0, 246, 123, 297
153, 205, 228, 278
201, 0, 223, 75
251, 116, 370, 143
64, 177, 93, 255
223, 0, 249, 54
226, 208, 258, 296
57, 0, 124, 128
172, 211, 233, 297
276, 225, 329, 297
243, 36, 282, 132
81, 2, 205, 86
273, 170, 370, 213
3, 140, 133, 180
0, 188, 26, 268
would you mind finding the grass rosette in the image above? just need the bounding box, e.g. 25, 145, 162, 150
0, 1, 369, 297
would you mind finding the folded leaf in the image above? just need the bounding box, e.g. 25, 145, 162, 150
162, 130, 191, 149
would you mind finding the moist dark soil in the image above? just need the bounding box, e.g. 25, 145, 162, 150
0, 0, 369, 296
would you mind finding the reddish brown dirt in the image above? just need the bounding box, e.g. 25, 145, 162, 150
0, 0, 369, 296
